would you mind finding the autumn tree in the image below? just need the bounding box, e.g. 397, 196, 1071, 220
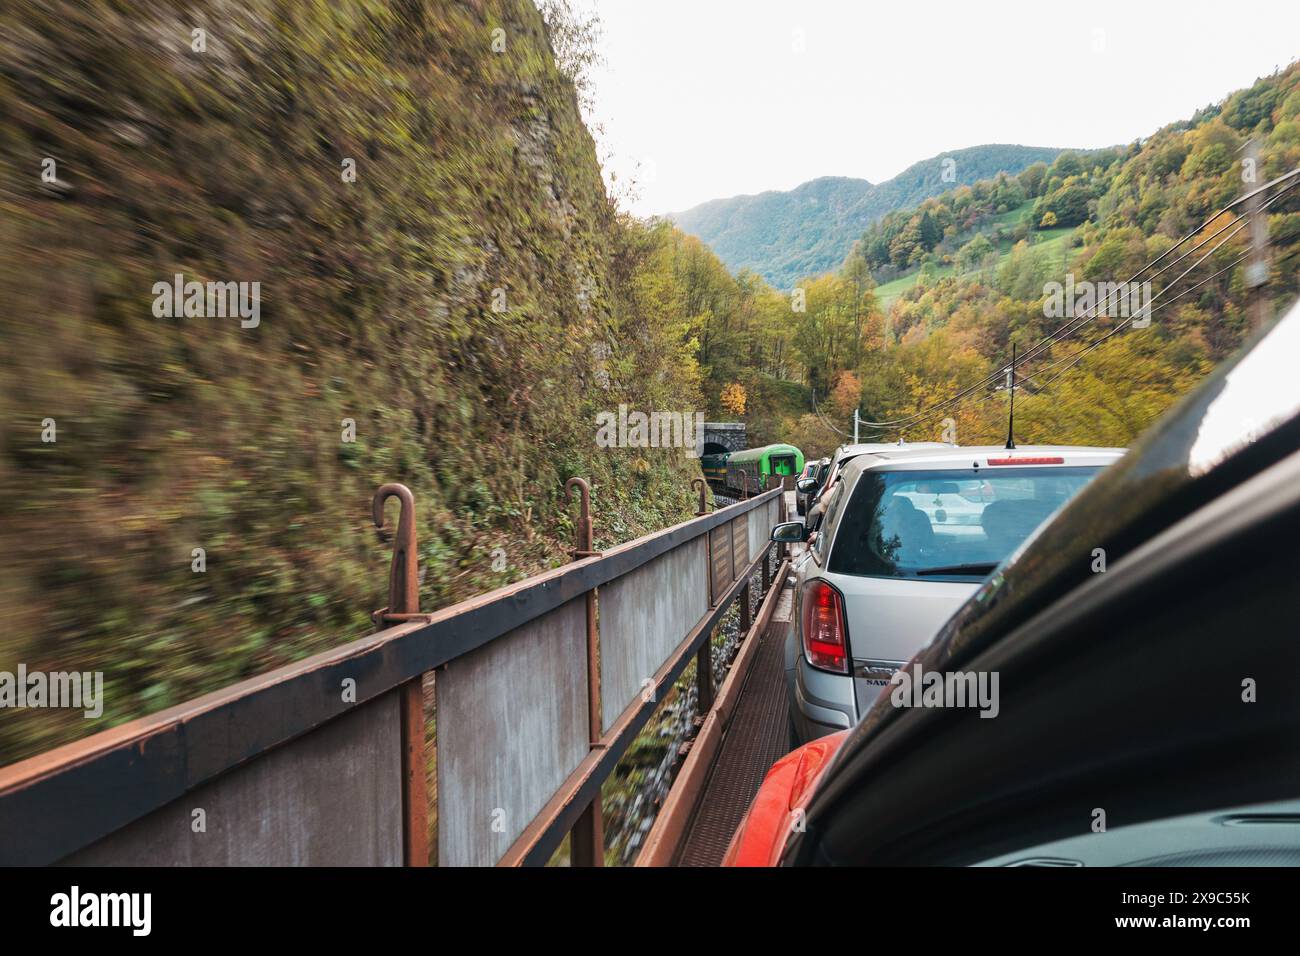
720, 381, 747, 415
830, 370, 861, 417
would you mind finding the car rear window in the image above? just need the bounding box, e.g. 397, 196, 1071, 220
828, 467, 1101, 579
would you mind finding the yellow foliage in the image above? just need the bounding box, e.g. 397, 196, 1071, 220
830, 370, 861, 417
720, 381, 747, 415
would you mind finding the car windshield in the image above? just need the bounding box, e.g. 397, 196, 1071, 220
828, 466, 1101, 579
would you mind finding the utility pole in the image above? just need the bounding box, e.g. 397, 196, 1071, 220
853, 407, 860, 444
1004, 343, 1017, 450
1244, 138, 1270, 332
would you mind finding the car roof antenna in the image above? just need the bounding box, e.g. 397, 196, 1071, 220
1004, 343, 1017, 450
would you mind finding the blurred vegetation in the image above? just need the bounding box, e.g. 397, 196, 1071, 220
0, 0, 705, 764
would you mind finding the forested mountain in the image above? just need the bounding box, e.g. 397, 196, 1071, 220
672, 144, 1070, 287
674, 63, 1300, 463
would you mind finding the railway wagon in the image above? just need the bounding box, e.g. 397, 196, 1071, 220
723, 443, 805, 494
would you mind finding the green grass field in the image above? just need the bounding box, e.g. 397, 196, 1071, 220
874, 203, 1078, 312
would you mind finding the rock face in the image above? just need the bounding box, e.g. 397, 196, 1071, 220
0, 0, 698, 763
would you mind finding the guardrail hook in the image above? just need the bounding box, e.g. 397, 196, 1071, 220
691, 477, 709, 516
372, 482, 424, 627
564, 477, 600, 559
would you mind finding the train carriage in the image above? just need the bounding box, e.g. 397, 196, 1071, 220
721, 443, 805, 495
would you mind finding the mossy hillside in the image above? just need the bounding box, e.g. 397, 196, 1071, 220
0, 0, 701, 762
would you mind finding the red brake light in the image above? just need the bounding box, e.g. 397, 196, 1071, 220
801, 579, 849, 673
986, 456, 1065, 465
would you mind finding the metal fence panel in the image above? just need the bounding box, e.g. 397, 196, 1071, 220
748, 509, 764, 567
730, 515, 749, 577
599, 537, 710, 732
748, 497, 777, 563
708, 523, 732, 606
436, 597, 589, 867
65, 692, 404, 865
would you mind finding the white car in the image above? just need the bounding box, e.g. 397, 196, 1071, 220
795, 458, 828, 516
801, 441, 947, 532
773, 444, 1125, 745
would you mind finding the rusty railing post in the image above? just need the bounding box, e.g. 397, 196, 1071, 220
738, 469, 749, 501
692, 479, 714, 717
691, 477, 708, 516
739, 578, 752, 636
565, 477, 604, 867
762, 479, 773, 592
775, 482, 787, 561
372, 482, 429, 867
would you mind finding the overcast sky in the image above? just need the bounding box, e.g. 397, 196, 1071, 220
573, 0, 1300, 217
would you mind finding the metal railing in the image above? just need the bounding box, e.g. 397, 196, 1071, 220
0, 479, 785, 866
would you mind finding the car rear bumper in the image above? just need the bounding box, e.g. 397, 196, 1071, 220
783, 620, 855, 745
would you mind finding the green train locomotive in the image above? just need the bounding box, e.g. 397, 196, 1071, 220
700, 443, 805, 496
700, 450, 730, 485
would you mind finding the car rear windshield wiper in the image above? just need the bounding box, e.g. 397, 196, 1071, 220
915, 562, 999, 577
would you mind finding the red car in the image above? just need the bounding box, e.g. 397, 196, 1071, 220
723, 731, 847, 866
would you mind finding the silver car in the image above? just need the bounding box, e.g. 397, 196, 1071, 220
773, 444, 1125, 745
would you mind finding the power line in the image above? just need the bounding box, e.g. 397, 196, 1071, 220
858, 204, 1252, 429
895, 219, 1257, 436
1007, 174, 1298, 377
1026, 206, 1300, 396
1029, 251, 1252, 394
912, 195, 1284, 429
858, 168, 1300, 434
857, 167, 1300, 430
881, 222, 1245, 436
1023, 182, 1296, 396
808, 386, 853, 438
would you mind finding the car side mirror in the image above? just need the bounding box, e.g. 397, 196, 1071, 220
795, 478, 818, 495
771, 521, 809, 543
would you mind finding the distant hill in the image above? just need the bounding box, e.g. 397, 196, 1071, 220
672, 144, 1074, 287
